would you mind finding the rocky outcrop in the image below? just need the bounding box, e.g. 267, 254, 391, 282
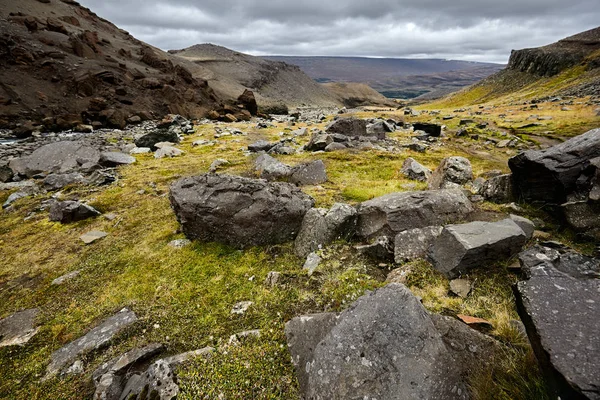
169, 174, 314, 248
428, 217, 531, 278
49, 200, 101, 223
285, 284, 497, 400
395, 225, 443, 263
514, 245, 600, 399
325, 118, 369, 138
356, 189, 473, 240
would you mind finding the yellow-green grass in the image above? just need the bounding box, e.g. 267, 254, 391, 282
0, 112, 560, 399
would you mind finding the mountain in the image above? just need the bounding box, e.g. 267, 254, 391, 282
322, 82, 396, 107
168, 44, 341, 109
433, 27, 600, 106
0, 0, 225, 130
263, 56, 504, 99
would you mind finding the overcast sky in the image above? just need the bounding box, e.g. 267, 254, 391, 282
78, 0, 599, 64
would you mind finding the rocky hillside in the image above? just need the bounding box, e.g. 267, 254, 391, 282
169, 44, 342, 110
0, 0, 225, 132
433, 27, 600, 107
322, 82, 395, 108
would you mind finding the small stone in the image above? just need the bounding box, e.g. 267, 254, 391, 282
65, 360, 84, 376
209, 158, 229, 172
130, 147, 151, 154
168, 239, 191, 248
231, 301, 253, 315
449, 279, 472, 298
303, 252, 321, 275
51, 270, 81, 286
264, 271, 281, 287
80, 231, 108, 244
457, 314, 493, 331
228, 329, 261, 345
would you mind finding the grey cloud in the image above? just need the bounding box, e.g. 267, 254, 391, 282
78, 0, 599, 63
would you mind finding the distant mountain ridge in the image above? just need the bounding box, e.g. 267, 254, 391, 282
263, 56, 504, 99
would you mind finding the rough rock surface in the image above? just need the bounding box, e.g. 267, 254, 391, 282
135, 130, 180, 151
509, 128, 600, 203
480, 174, 514, 203
294, 203, 357, 257
428, 156, 473, 189
254, 154, 292, 180
43, 173, 86, 191
0, 308, 40, 348
401, 157, 431, 182
356, 189, 473, 240
413, 122, 442, 137
286, 284, 494, 400
99, 152, 136, 167
45, 308, 137, 378
289, 160, 327, 186
49, 200, 101, 223
325, 118, 367, 137
514, 245, 600, 400
9, 141, 100, 177
169, 174, 314, 248
394, 225, 443, 262
428, 218, 529, 278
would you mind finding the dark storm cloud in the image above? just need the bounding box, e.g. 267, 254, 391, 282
77, 0, 599, 63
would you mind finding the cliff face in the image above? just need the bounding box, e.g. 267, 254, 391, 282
507, 27, 600, 77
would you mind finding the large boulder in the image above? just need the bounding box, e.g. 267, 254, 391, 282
237, 89, 258, 116
289, 160, 327, 186
413, 122, 442, 137
254, 154, 293, 181
326, 118, 368, 138
169, 174, 314, 248
356, 189, 473, 240
294, 203, 357, 257
305, 131, 333, 152
135, 129, 179, 151
285, 284, 495, 400
509, 128, 600, 203
49, 200, 101, 223
9, 141, 100, 178
479, 174, 514, 203
428, 217, 530, 278
514, 246, 600, 399
428, 156, 473, 190
366, 120, 393, 139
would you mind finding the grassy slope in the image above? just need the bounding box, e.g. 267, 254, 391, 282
1, 110, 589, 399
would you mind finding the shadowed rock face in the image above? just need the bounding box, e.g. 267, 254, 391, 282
514, 246, 600, 400
169, 174, 314, 248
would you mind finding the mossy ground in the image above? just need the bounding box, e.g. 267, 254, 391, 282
0, 106, 592, 399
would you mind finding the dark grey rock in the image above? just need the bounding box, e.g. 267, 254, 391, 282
305, 131, 333, 151
428, 156, 473, 189
9, 141, 101, 178
562, 200, 600, 237
428, 218, 529, 278
356, 189, 473, 241
413, 122, 442, 137
290, 160, 327, 186
365, 120, 391, 139
45, 308, 137, 378
394, 225, 443, 262
480, 174, 514, 203
326, 118, 367, 137
288, 284, 471, 400
331, 133, 349, 142
510, 214, 535, 239
514, 248, 600, 400
405, 142, 429, 153
294, 203, 357, 257
254, 154, 293, 180
135, 129, 179, 151
0, 162, 13, 183
248, 140, 275, 152
43, 173, 86, 191
169, 174, 314, 248
49, 200, 101, 223
401, 157, 431, 182
324, 142, 347, 152
92, 343, 164, 384
509, 128, 600, 203
0, 308, 40, 348
355, 235, 394, 261
99, 152, 136, 167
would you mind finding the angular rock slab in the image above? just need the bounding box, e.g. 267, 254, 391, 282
428, 218, 528, 278
428, 156, 473, 190
401, 157, 431, 182
169, 174, 314, 248
514, 256, 600, 400
254, 153, 292, 181
0, 308, 40, 347
394, 225, 443, 262
325, 118, 368, 137
509, 128, 600, 203
45, 308, 137, 378
49, 200, 101, 223
286, 284, 473, 400
289, 160, 327, 186
356, 189, 473, 240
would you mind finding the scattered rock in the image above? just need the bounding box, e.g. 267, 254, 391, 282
51, 270, 81, 286
129, 147, 151, 154
254, 154, 293, 180
99, 152, 136, 167
248, 140, 275, 152
160, 347, 214, 366
413, 122, 442, 137
154, 146, 184, 158
366, 120, 393, 139
264, 271, 282, 287
43, 173, 86, 191
169, 174, 314, 248
304, 131, 333, 151
324, 142, 347, 152
289, 160, 327, 186
456, 315, 493, 331
0, 308, 40, 348
401, 157, 431, 182
80, 230, 108, 244
428, 218, 529, 278
45, 308, 137, 378
209, 158, 229, 172
168, 239, 191, 248
229, 329, 261, 346
428, 156, 473, 189
326, 118, 367, 137
294, 203, 357, 258
356, 189, 473, 241
135, 130, 179, 151
394, 225, 443, 262
237, 89, 258, 115
49, 200, 101, 223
